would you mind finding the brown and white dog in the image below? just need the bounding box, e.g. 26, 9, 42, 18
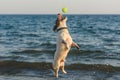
52, 13, 80, 78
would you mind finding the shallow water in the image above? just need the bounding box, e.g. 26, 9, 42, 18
0, 70, 120, 80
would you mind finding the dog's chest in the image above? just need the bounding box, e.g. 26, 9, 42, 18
57, 31, 72, 44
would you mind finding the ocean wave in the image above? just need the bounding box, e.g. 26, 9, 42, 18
0, 60, 120, 73
11, 49, 55, 54
10, 48, 105, 56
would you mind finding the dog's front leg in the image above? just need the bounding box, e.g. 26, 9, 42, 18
62, 40, 69, 49
72, 42, 80, 49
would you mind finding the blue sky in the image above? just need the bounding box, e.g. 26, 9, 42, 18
0, 0, 120, 14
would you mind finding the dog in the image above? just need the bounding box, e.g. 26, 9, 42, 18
52, 13, 80, 78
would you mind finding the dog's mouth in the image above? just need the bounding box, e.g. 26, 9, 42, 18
57, 13, 63, 20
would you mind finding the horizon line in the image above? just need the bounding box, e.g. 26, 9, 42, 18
0, 13, 120, 15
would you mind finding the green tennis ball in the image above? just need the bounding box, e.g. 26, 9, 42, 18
62, 7, 68, 13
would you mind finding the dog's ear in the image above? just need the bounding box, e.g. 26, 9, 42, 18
53, 25, 57, 31
63, 17, 67, 21
53, 19, 60, 31
61, 17, 67, 22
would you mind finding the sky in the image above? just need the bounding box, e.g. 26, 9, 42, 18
0, 0, 120, 14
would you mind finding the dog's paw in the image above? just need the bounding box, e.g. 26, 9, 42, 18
55, 73, 59, 78
62, 70, 67, 74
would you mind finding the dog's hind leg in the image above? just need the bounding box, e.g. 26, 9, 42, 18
53, 60, 60, 78
55, 68, 59, 78
60, 60, 67, 74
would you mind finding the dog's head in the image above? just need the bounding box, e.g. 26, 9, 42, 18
53, 13, 67, 32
